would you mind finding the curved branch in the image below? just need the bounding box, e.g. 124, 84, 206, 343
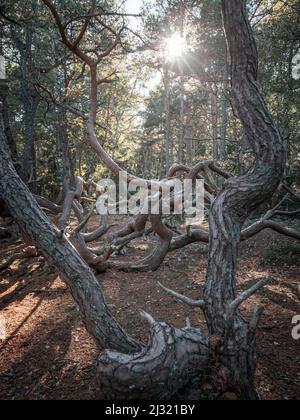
242, 220, 300, 241
274, 209, 300, 217
81, 214, 111, 242
97, 316, 209, 400
167, 164, 190, 178
110, 215, 173, 272
58, 177, 84, 231
42, 0, 94, 65
282, 184, 300, 201
35, 195, 62, 215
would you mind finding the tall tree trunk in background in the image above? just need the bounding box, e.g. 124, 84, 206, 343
186, 124, 193, 166
210, 87, 218, 160
58, 107, 74, 190
163, 63, 172, 172
220, 65, 228, 161
60, 57, 75, 191
178, 2, 185, 165
179, 75, 185, 164
15, 21, 39, 187
0, 81, 19, 171
203, 0, 285, 399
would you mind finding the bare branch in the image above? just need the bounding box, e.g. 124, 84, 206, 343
158, 282, 205, 308
140, 310, 156, 326
35, 195, 62, 215
262, 194, 289, 220
73, 0, 96, 48
274, 209, 300, 217
227, 277, 272, 320
282, 184, 300, 201
35, 81, 110, 131
74, 204, 95, 234
167, 164, 190, 178
242, 220, 300, 241
42, 0, 94, 65
249, 305, 265, 337
81, 214, 112, 242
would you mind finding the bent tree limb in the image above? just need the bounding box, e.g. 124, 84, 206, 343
0, 110, 141, 355
97, 312, 209, 400
110, 214, 173, 272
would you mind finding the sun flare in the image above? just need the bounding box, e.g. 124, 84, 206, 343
165, 33, 186, 60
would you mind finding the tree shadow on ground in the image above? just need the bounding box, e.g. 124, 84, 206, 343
0, 263, 67, 311
0, 309, 98, 400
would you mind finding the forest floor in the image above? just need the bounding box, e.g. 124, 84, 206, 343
0, 216, 300, 400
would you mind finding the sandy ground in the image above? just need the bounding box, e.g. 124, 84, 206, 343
0, 217, 299, 400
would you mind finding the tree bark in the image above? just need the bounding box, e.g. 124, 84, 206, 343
179, 75, 185, 164
98, 315, 209, 400
220, 65, 228, 161
0, 82, 19, 168
14, 21, 39, 186
163, 63, 172, 171
203, 0, 285, 399
210, 88, 218, 160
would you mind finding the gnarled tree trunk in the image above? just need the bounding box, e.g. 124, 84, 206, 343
203, 0, 285, 399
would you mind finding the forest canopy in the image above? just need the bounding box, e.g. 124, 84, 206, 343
0, 0, 299, 189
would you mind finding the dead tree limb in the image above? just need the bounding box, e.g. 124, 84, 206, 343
81, 214, 111, 242
158, 282, 205, 309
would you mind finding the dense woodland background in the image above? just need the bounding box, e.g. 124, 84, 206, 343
0, 0, 299, 192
